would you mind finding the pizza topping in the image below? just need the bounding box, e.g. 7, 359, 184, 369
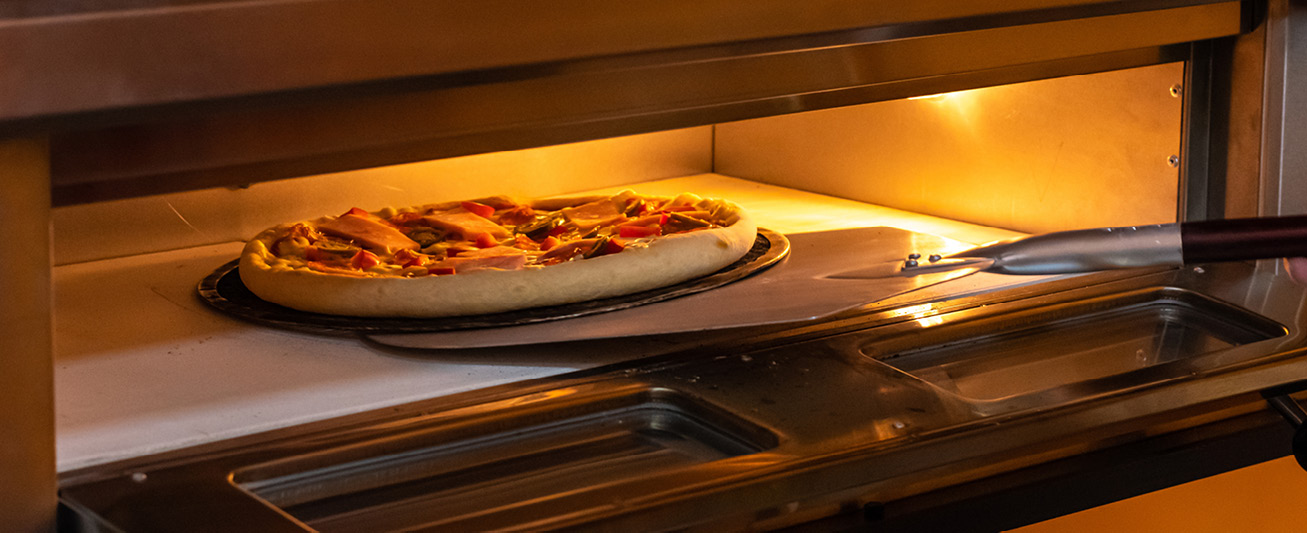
393, 249, 428, 268
423, 210, 513, 240
540, 238, 599, 262
262, 191, 738, 278
270, 224, 320, 257
663, 211, 714, 233
622, 197, 648, 216
562, 198, 629, 232
497, 204, 538, 226
620, 214, 664, 228
318, 212, 420, 253
429, 246, 528, 273
618, 225, 661, 238
239, 191, 756, 319
305, 244, 359, 262
657, 205, 698, 213
460, 201, 496, 219
584, 236, 625, 259
350, 249, 382, 270
306, 261, 370, 277
407, 226, 446, 249
515, 212, 565, 239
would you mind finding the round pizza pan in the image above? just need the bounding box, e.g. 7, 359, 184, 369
198, 229, 789, 335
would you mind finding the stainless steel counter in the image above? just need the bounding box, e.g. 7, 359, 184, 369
58, 224, 1307, 531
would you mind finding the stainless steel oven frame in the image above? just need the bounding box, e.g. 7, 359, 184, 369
7, 0, 1307, 529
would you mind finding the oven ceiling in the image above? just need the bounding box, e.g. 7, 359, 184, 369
0, 0, 1247, 204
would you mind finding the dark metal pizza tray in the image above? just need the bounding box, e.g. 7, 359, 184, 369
198, 229, 788, 335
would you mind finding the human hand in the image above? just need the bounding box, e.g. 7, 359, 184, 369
1286, 258, 1307, 285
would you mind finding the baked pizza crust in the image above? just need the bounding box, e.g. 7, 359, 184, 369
238, 194, 757, 317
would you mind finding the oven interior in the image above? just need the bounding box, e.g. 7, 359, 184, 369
46, 1, 1307, 531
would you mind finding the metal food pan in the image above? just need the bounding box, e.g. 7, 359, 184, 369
231, 383, 777, 532
866, 287, 1287, 407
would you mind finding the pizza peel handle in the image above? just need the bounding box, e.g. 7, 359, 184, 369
878, 215, 1307, 277
1180, 215, 1307, 263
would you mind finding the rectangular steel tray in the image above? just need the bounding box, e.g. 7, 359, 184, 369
867, 287, 1287, 403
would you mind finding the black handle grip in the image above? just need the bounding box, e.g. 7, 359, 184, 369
1181, 215, 1307, 263
1294, 425, 1307, 473
1264, 391, 1307, 472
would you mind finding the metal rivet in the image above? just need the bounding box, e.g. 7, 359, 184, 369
1170, 84, 1183, 97
130, 472, 148, 483
928, 254, 942, 262
904, 259, 919, 268
1167, 155, 1181, 167
908, 253, 921, 260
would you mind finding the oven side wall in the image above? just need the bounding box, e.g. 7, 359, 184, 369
0, 138, 56, 531
713, 63, 1186, 234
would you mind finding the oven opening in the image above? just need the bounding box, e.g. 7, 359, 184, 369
50, 7, 1307, 529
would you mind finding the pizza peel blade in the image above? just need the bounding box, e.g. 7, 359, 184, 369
365, 227, 998, 350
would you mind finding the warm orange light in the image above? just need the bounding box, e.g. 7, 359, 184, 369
890, 303, 935, 318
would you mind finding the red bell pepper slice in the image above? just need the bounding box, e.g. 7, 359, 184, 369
602, 238, 625, 255
618, 225, 662, 238
427, 266, 457, 276
540, 236, 560, 251
394, 249, 426, 268
474, 233, 498, 248
350, 249, 381, 269
461, 201, 496, 219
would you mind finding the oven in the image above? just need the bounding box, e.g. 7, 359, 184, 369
6, 0, 1307, 530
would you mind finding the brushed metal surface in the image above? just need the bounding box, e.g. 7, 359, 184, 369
715, 62, 1188, 234
0, 138, 56, 531
31, 2, 1244, 205
1263, 0, 1307, 218
955, 223, 1185, 275
0, 0, 1238, 123
57, 263, 1307, 531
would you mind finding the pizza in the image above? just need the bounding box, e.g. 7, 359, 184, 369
238, 190, 757, 317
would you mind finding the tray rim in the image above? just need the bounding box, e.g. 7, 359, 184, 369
198, 228, 789, 335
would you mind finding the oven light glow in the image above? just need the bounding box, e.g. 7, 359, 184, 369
907, 89, 974, 101
502, 387, 578, 407
909, 89, 981, 134
890, 303, 943, 326
916, 316, 945, 328
890, 303, 935, 318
